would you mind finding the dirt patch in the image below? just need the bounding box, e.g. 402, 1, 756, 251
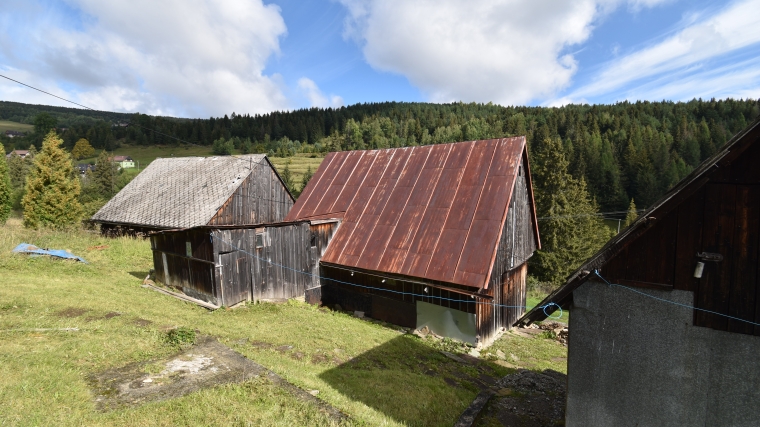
275, 345, 293, 353
474, 369, 567, 427
87, 337, 346, 421
56, 307, 89, 318
132, 318, 152, 328
250, 341, 273, 350
311, 353, 329, 364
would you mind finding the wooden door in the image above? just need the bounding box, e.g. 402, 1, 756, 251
219, 252, 250, 307
696, 184, 760, 335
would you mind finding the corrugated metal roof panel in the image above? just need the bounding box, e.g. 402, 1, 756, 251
286, 137, 533, 289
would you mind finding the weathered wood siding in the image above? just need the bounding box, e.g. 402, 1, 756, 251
479, 159, 535, 341
150, 220, 338, 307
151, 229, 218, 304
208, 159, 294, 226
211, 220, 338, 306
601, 140, 760, 337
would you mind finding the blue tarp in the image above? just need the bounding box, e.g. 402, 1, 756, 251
12, 243, 88, 263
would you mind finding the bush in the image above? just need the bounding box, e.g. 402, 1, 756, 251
212, 138, 234, 155
165, 327, 196, 348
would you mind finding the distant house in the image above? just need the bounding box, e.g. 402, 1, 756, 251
5, 149, 30, 159
91, 154, 294, 236
519, 117, 760, 426
150, 219, 339, 307
77, 164, 95, 175
111, 155, 135, 169
4, 130, 25, 138
286, 138, 540, 346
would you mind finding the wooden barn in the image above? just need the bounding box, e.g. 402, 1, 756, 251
150, 219, 339, 308
519, 117, 760, 426
91, 154, 293, 235
285, 138, 540, 346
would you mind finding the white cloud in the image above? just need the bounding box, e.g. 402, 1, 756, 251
563, 0, 760, 102
297, 77, 344, 108
0, 0, 289, 117
336, 0, 667, 105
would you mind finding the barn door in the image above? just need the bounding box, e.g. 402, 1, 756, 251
219, 252, 250, 307
501, 269, 515, 328
696, 184, 760, 334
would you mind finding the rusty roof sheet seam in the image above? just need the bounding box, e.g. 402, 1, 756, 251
398, 143, 454, 275
372, 145, 434, 270
451, 139, 502, 282
422, 141, 476, 281
330, 149, 397, 265
354, 147, 416, 267
326, 150, 366, 214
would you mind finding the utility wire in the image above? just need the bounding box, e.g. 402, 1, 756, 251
1, 73, 197, 145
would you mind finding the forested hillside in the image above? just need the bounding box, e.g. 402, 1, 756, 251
1, 98, 758, 212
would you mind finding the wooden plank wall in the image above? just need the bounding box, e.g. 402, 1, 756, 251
480, 160, 535, 340
150, 230, 217, 304
211, 221, 339, 305
208, 160, 293, 226
601, 140, 760, 337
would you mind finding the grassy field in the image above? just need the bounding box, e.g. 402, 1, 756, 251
79, 145, 326, 193
0, 218, 566, 426
0, 120, 34, 133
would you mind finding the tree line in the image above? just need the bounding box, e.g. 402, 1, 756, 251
2, 98, 758, 284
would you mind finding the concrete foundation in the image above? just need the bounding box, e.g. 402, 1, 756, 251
567, 280, 760, 427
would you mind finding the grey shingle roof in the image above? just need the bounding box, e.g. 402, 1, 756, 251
91, 154, 267, 229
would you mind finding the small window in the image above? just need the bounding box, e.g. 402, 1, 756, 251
310, 233, 317, 247
255, 233, 265, 249
185, 241, 192, 257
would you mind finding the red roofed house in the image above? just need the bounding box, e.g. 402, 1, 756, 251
286, 138, 540, 346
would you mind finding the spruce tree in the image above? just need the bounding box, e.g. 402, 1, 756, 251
22, 131, 83, 229
0, 143, 11, 223
280, 161, 294, 195
531, 137, 613, 285
93, 151, 117, 198
71, 138, 95, 160
623, 198, 638, 228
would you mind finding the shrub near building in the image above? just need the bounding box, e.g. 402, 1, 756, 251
22, 131, 83, 229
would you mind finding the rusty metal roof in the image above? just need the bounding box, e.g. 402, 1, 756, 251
285, 138, 538, 289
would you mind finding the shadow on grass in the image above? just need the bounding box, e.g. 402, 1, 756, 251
319, 335, 510, 426
129, 271, 150, 280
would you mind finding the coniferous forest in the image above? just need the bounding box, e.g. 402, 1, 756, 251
1, 98, 758, 214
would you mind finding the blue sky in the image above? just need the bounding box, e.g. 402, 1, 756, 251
0, 0, 758, 117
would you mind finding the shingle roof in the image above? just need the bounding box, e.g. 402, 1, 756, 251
92, 154, 267, 229
285, 138, 539, 289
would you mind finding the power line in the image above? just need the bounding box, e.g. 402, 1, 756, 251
0, 73, 196, 145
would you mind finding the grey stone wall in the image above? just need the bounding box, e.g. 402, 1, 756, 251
567, 280, 760, 427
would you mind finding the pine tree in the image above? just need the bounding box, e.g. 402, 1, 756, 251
7, 151, 27, 190
623, 198, 638, 228
531, 137, 613, 285
71, 138, 95, 160
93, 150, 117, 198
0, 143, 11, 223
280, 161, 294, 195
22, 131, 83, 229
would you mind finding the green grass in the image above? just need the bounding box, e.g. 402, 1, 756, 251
0, 120, 34, 133
527, 296, 569, 323
1, 219, 566, 426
